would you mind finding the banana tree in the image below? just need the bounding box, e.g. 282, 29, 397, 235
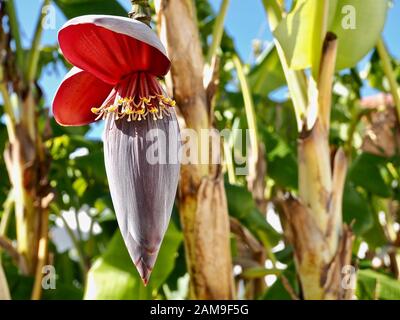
0, 0, 129, 300
0, 0, 53, 300
262, 0, 389, 299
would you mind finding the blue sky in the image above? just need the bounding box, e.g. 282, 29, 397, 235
10, 0, 400, 122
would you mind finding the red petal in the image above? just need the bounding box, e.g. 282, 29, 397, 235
53, 67, 113, 126
58, 15, 171, 84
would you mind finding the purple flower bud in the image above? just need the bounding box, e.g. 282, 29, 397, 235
103, 111, 180, 285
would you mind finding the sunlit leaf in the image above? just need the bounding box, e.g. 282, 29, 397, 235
274, 0, 388, 71
248, 45, 286, 96
72, 177, 88, 197
273, 0, 337, 72
330, 0, 388, 70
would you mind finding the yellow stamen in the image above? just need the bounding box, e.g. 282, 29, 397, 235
136, 108, 145, 115
91, 94, 176, 122
141, 97, 151, 104
108, 105, 118, 112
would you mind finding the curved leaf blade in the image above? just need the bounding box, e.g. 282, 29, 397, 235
84, 221, 182, 300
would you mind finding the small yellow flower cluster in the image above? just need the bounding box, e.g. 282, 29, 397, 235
91, 94, 176, 122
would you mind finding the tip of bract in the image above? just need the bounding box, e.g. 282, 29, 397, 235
123, 233, 161, 287
135, 256, 153, 286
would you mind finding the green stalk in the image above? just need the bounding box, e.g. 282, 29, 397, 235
376, 37, 400, 122
26, 0, 51, 82
232, 54, 259, 160
206, 0, 230, 64
0, 84, 16, 141
5, 0, 24, 71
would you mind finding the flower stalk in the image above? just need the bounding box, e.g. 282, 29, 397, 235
129, 0, 152, 26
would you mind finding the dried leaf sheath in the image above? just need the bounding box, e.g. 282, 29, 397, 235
103, 112, 180, 284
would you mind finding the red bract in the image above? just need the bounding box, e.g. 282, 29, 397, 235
53, 15, 173, 126
53, 15, 180, 285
